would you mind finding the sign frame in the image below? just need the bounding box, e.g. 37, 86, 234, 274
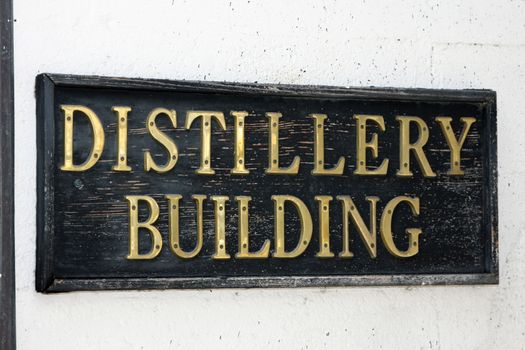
36, 73, 498, 292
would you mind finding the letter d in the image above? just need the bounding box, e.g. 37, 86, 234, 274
60, 105, 105, 172
272, 195, 313, 258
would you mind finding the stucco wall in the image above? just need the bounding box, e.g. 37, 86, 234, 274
13, 1, 525, 349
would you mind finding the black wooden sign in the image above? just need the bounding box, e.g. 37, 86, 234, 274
36, 74, 498, 293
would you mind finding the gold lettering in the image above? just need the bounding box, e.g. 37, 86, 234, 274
314, 195, 334, 258
112, 106, 132, 172
310, 114, 345, 175
166, 194, 205, 259
337, 196, 379, 258
435, 116, 476, 175
396, 116, 436, 177
144, 108, 178, 173
125, 195, 162, 260
230, 111, 250, 175
380, 196, 422, 258
272, 195, 313, 258
235, 196, 271, 259
185, 111, 226, 175
354, 114, 389, 176
211, 195, 230, 260
265, 112, 300, 175
60, 105, 105, 172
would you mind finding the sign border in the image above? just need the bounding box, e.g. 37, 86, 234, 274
36, 73, 498, 293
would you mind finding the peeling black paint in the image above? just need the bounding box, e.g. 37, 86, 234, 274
36, 74, 498, 293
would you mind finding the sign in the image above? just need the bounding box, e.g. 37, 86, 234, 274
36, 74, 498, 293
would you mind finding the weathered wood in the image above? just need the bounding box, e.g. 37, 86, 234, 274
47, 273, 498, 293
0, 0, 15, 346
36, 73, 498, 293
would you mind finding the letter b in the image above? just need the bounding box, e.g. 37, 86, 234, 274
126, 195, 163, 260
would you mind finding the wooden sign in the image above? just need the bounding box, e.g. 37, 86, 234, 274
36, 74, 498, 293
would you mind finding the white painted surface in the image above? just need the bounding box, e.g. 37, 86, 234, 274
13, 0, 525, 349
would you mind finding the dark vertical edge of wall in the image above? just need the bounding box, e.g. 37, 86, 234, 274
0, 0, 15, 348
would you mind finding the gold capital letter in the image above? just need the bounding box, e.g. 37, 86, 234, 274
272, 195, 313, 258
185, 111, 227, 175
144, 108, 178, 173
396, 116, 436, 177
126, 195, 162, 260
112, 106, 132, 172
435, 116, 476, 175
166, 194, 205, 259
60, 105, 105, 172
211, 195, 230, 260
265, 112, 300, 175
310, 114, 345, 175
337, 196, 379, 258
231, 111, 250, 175
235, 196, 271, 259
354, 115, 389, 176
380, 196, 422, 258
314, 195, 335, 258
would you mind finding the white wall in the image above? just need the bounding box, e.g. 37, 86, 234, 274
13, 1, 525, 349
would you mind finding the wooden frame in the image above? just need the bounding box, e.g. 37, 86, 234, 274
0, 0, 15, 347
36, 73, 498, 293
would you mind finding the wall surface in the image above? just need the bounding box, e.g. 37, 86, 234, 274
13, 0, 525, 349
